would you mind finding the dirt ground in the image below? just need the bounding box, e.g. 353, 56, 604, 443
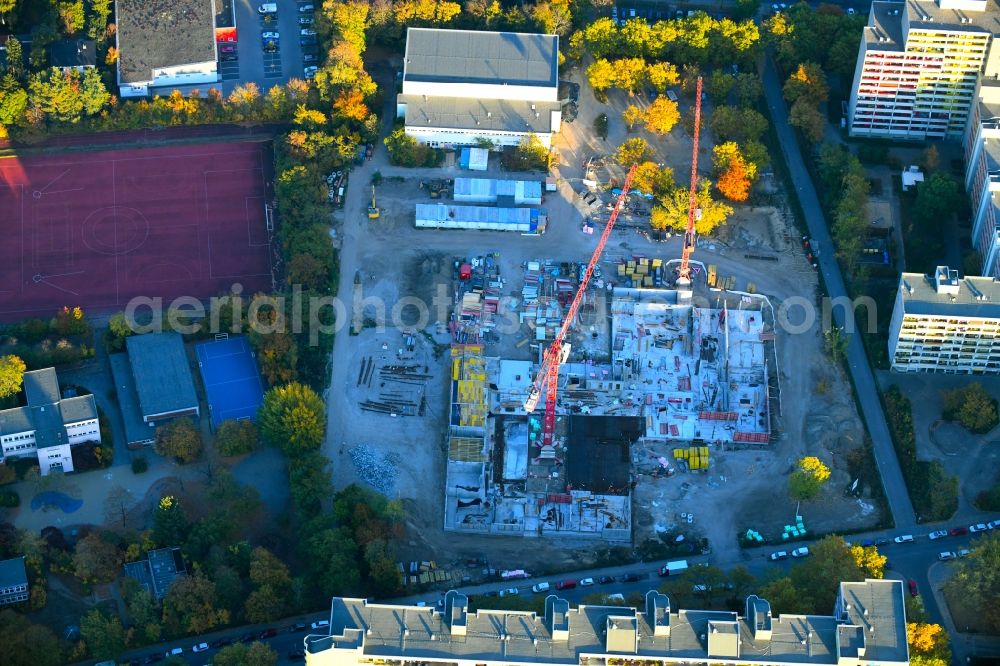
320, 65, 883, 575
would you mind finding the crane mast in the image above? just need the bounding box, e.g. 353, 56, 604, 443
523, 164, 639, 447
677, 75, 703, 290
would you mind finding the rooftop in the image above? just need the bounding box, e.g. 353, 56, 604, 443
123, 547, 186, 600
116, 0, 216, 84
109, 353, 156, 446
864, 2, 905, 50
0, 556, 27, 590
904, 0, 1000, 33
125, 333, 199, 419
23, 368, 60, 407
48, 39, 97, 68
399, 94, 561, 134
403, 28, 558, 89
899, 266, 1000, 318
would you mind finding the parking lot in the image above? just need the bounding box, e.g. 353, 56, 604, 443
224, 0, 312, 93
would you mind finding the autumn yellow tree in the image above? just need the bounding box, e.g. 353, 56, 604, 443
0, 354, 26, 400
849, 544, 887, 578
632, 161, 674, 198
615, 137, 653, 166
650, 180, 733, 234
716, 155, 751, 202
643, 97, 680, 135
293, 104, 327, 127
622, 104, 644, 131
783, 62, 829, 105
645, 62, 680, 92
713, 142, 758, 182
788, 456, 831, 500
333, 88, 369, 122
907, 623, 951, 666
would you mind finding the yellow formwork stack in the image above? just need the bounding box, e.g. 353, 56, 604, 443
451, 346, 488, 428
672, 446, 710, 470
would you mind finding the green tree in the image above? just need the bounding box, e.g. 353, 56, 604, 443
512, 133, 552, 171
945, 533, 1000, 632
258, 382, 326, 456
710, 105, 768, 143
0, 609, 64, 666
0, 73, 27, 126
824, 326, 849, 363
0, 355, 25, 399
122, 578, 162, 644
593, 112, 609, 139
213, 419, 259, 457
733, 72, 763, 108
244, 547, 292, 623
289, 451, 334, 516
301, 527, 361, 599
213, 641, 278, 666
789, 97, 826, 144
762, 535, 867, 613
162, 573, 229, 635
783, 62, 829, 105
941, 383, 998, 434
57, 0, 86, 34
650, 180, 733, 235
705, 70, 735, 103
154, 417, 203, 463
615, 137, 653, 166
73, 533, 122, 583
2, 37, 23, 80
86, 0, 113, 39
788, 456, 831, 500
153, 495, 189, 547
80, 609, 126, 660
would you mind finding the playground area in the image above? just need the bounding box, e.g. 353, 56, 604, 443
0, 140, 275, 319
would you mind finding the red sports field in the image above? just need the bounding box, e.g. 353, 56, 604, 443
0, 142, 274, 319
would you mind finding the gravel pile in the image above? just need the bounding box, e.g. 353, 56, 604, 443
349, 444, 401, 493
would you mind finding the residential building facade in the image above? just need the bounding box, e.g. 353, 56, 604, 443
889, 266, 1000, 372
964, 80, 1000, 276
115, 0, 218, 98
0, 368, 100, 475
304, 580, 909, 666
0, 557, 28, 606
396, 28, 562, 148
849, 0, 1000, 141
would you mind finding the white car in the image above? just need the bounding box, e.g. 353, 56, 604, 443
894, 534, 914, 543
262, 31, 280, 39
988, 520, 1000, 530
958, 548, 971, 558
301, 29, 317, 36
970, 523, 989, 533
928, 530, 948, 540
499, 587, 519, 598
165, 647, 184, 657
791, 547, 810, 558
299, 3, 315, 11
770, 551, 788, 561
311, 620, 330, 630
192, 643, 209, 653
579, 578, 595, 587
304, 66, 318, 79
258, 3, 277, 13
531, 582, 550, 593
939, 551, 957, 561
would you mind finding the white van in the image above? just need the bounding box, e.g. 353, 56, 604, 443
531, 582, 550, 593
258, 3, 278, 14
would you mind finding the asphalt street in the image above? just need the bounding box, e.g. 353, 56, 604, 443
760, 54, 918, 530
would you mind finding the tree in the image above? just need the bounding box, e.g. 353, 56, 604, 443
293, 104, 326, 127
0, 609, 64, 666
914, 173, 962, 229
716, 155, 751, 202
643, 97, 680, 135
849, 544, 887, 578
0, 355, 25, 399
709, 105, 768, 143
214, 641, 279, 666
244, 547, 292, 623
941, 383, 999, 433
622, 104, 644, 131
512, 133, 552, 171
213, 419, 259, 457
908, 623, 951, 666
73, 533, 122, 583
945, 533, 1000, 632
705, 70, 735, 103
162, 574, 229, 635
733, 72, 763, 108
615, 137, 653, 166
789, 97, 826, 144
788, 456, 831, 500
645, 62, 680, 92
154, 417, 203, 463
0, 74, 27, 126
762, 535, 868, 614
824, 326, 849, 363
586, 58, 616, 97
289, 452, 334, 516
593, 113, 609, 139
80, 609, 126, 661
651, 180, 733, 234
920, 145, 940, 174
104, 484, 134, 529
58, 0, 86, 33
258, 383, 326, 456
632, 161, 674, 197
333, 88, 369, 123
153, 495, 189, 547
783, 62, 829, 105
3, 38, 23, 80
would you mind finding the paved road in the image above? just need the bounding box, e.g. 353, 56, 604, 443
760, 55, 917, 530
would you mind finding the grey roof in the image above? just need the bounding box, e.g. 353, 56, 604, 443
899, 270, 1000, 318
109, 353, 156, 446
400, 95, 561, 134
116, 0, 216, 84
0, 557, 27, 589
60, 395, 98, 424
48, 39, 96, 68
0, 407, 32, 437
126, 333, 199, 419
404, 28, 558, 89
123, 547, 186, 600
23, 368, 60, 407
864, 2, 905, 50
29, 404, 68, 450
308, 580, 908, 666
904, 0, 1000, 33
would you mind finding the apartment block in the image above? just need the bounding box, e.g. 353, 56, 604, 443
849, 0, 1000, 140
889, 266, 1000, 372
303, 581, 909, 666
964, 80, 1000, 276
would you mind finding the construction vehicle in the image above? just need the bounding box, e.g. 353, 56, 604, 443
676, 76, 704, 295
368, 185, 380, 219
523, 163, 639, 447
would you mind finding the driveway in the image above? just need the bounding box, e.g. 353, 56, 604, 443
761, 54, 917, 529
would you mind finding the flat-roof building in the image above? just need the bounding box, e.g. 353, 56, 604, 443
889, 266, 1000, 372
964, 80, 1000, 276
114, 0, 219, 98
123, 547, 186, 600
125, 333, 200, 423
0, 557, 28, 606
849, 0, 1000, 141
397, 28, 562, 148
304, 580, 909, 666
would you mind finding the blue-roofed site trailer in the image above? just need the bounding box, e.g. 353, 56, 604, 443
397, 28, 562, 148
454, 178, 543, 205
303, 580, 910, 666
415, 203, 545, 233
0, 367, 100, 475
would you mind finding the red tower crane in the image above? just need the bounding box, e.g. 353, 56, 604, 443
523, 163, 639, 446
676, 75, 704, 290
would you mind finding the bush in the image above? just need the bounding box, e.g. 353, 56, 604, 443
213, 420, 258, 457
131, 457, 148, 474
0, 490, 19, 508
941, 383, 999, 434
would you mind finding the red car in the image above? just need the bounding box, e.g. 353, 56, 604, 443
949, 526, 968, 537
908, 580, 919, 597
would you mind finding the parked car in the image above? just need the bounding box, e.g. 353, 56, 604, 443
310, 620, 330, 630
304, 65, 318, 79
262, 31, 280, 39
875, 537, 890, 546
928, 530, 948, 540
299, 3, 315, 11
220, 44, 236, 54
579, 577, 595, 587
598, 576, 615, 584
300, 36, 317, 46
259, 628, 278, 639
791, 547, 810, 558
258, 3, 277, 13
192, 643, 209, 653
970, 523, 989, 533
299, 16, 314, 24
300, 29, 317, 36
240, 632, 257, 644
210, 638, 233, 649
908, 580, 919, 597
531, 582, 550, 593
165, 647, 184, 657
894, 534, 914, 543
770, 551, 788, 561
289, 623, 307, 633
555, 580, 577, 590
621, 573, 641, 582
958, 548, 971, 558
303, 53, 318, 63
950, 526, 969, 536
938, 551, 957, 561
499, 587, 519, 598
988, 519, 1000, 530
